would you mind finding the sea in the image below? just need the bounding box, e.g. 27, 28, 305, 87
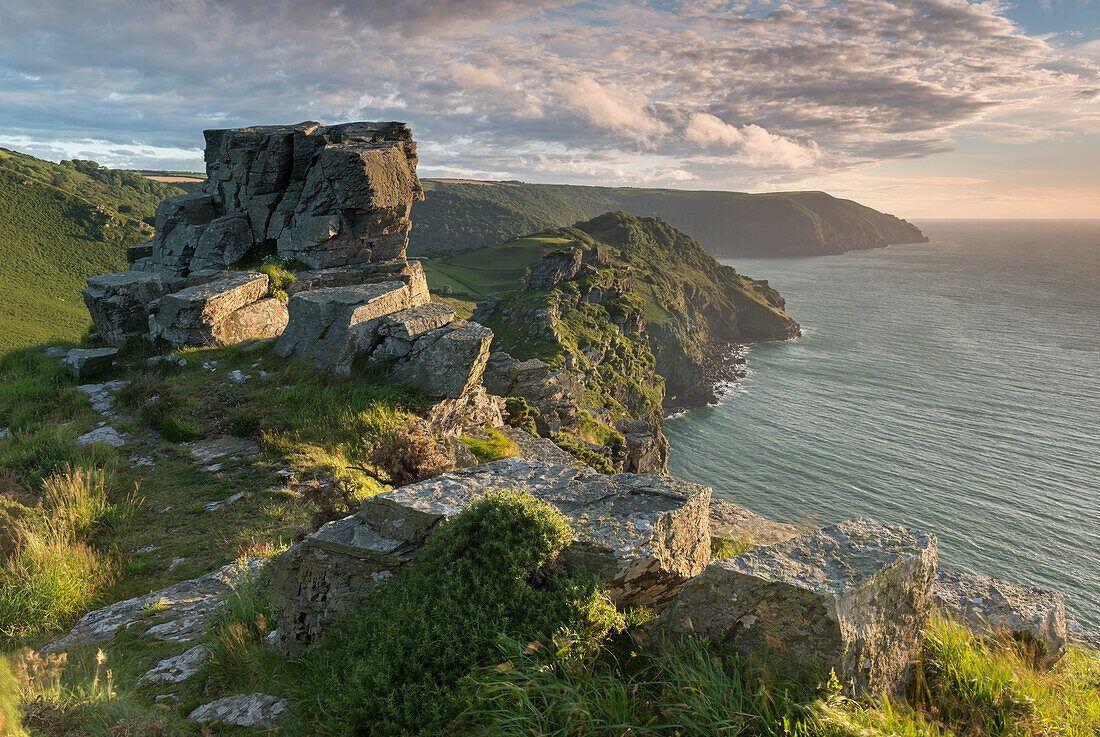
664, 220, 1100, 629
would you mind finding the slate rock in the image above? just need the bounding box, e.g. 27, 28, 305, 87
148, 272, 269, 348
709, 498, 800, 549
83, 272, 184, 347
274, 281, 421, 374
386, 320, 493, 399
934, 568, 1067, 665
138, 645, 208, 685
184, 436, 260, 464
189, 693, 287, 727
657, 518, 937, 698
63, 348, 118, 378
268, 458, 711, 649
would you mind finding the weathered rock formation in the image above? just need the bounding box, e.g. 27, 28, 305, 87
656, 518, 937, 698
934, 569, 1067, 665
267, 458, 712, 650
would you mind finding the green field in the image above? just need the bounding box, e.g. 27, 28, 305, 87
421, 235, 574, 297
0, 150, 184, 350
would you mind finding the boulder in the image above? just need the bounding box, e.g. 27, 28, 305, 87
423, 386, 505, 436
82, 272, 182, 347
268, 458, 711, 649
657, 518, 937, 698
274, 281, 421, 374
126, 240, 154, 264
63, 347, 118, 378
147, 272, 269, 348
287, 258, 429, 304
217, 297, 289, 345
386, 321, 493, 399
189, 213, 254, 271
934, 569, 1066, 664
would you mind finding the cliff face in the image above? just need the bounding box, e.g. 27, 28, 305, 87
412, 180, 927, 258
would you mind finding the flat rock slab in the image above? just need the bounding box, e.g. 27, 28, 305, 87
184, 436, 260, 464
64, 348, 118, 378
138, 644, 208, 685
189, 693, 287, 727
76, 425, 130, 448
269, 458, 710, 649
709, 499, 800, 549
148, 272, 269, 348
934, 569, 1066, 664
657, 518, 937, 698
44, 559, 265, 651
77, 380, 130, 421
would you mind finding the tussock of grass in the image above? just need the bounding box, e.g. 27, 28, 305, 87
203, 569, 284, 691
711, 535, 754, 560
0, 465, 120, 640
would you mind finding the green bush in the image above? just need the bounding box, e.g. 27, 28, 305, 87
303, 491, 620, 735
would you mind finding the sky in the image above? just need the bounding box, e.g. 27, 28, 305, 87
1, 0, 1098, 219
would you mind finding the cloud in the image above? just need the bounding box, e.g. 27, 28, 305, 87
555, 77, 669, 140
686, 113, 819, 167
0, 0, 1096, 194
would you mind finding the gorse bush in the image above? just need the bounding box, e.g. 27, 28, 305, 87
366, 418, 454, 486
303, 491, 621, 736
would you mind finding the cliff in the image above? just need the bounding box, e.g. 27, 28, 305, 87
412, 180, 927, 258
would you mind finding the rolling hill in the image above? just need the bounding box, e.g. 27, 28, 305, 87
411, 180, 927, 258
0, 149, 186, 349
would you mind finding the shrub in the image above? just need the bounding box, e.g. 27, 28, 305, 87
366, 418, 454, 486
304, 491, 620, 736
259, 257, 298, 301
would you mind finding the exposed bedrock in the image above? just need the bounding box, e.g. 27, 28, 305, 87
267, 458, 712, 650
83, 121, 426, 350
656, 518, 937, 698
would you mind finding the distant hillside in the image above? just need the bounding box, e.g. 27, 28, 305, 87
412, 180, 926, 258
0, 149, 186, 349
428, 212, 800, 412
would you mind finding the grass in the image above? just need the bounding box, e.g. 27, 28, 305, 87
460, 428, 519, 464
712, 535, 754, 560
422, 235, 575, 297
0, 149, 183, 350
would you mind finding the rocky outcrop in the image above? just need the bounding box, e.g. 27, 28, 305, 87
656, 518, 937, 698
268, 458, 711, 649
934, 569, 1067, 665
482, 353, 584, 435
189, 693, 288, 727
83, 121, 432, 352
708, 498, 800, 549
63, 347, 118, 378
526, 249, 583, 290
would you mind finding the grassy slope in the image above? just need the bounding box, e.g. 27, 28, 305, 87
412, 179, 927, 258
0, 150, 185, 350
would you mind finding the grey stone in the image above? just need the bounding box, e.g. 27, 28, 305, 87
423, 386, 506, 436
43, 346, 69, 358
152, 193, 218, 274
483, 352, 585, 436
498, 426, 579, 466
526, 248, 583, 290
145, 354, 187, 368
287, 259, 429, 304
148, 272, 269, 348
227, 369, 250, 384
63, 347, 118, 378
934, 569, 1067, 664
76, 380, 129, 421
709, 499, 800, 550
274, 281, 421, 374
76, 425, 129, 447
189, 213, 253, 271
0, 428, 7, 441
657, 518, 937, 698
44, 559, 265, 651
126, 240, 154, 264
138, 645, 208, 685
386, 320, 493, 399
268, 458, 710, 649
82, 271, 186, 346
189, 693, 287, 727
218, 297, 289, 345
184, 436, 260, 464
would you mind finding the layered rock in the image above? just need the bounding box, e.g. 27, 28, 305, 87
934, 569, 1067, 665
482, 353, 584, 435
268, 458, 712, 649
83, 121, 427, 351
657, 518, 937, 698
